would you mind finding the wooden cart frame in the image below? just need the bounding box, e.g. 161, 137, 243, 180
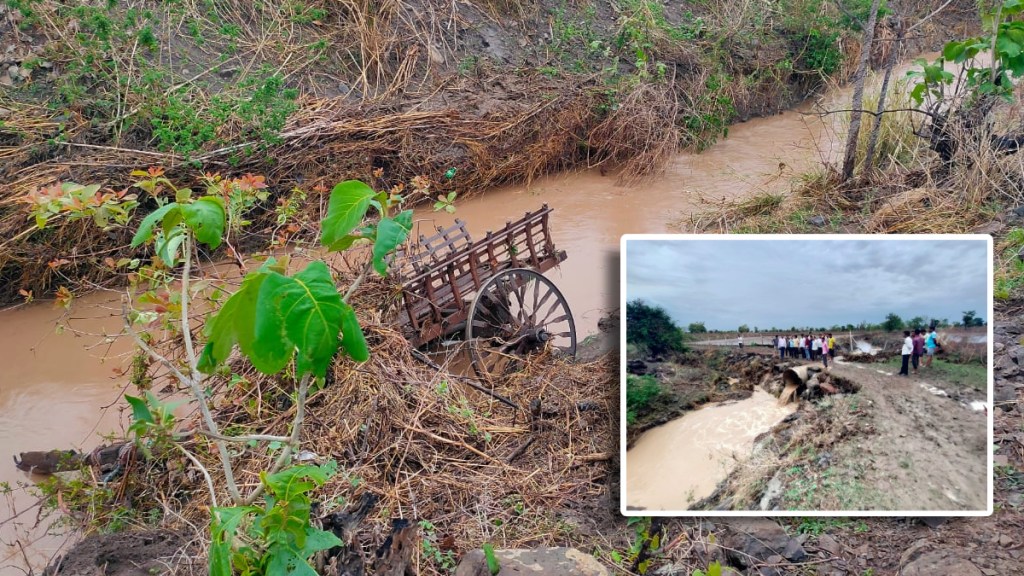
393, 205, 577, 379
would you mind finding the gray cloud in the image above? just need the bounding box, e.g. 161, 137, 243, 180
626, 238, 989, 331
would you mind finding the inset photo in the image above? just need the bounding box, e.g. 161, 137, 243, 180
620, 235, 993, 516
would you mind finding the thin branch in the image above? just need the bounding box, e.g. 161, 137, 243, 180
808, 107, 941, 120
180, 240, 199, 377
343, 260, 374, 303
174, 429, 292, 444
176, 443, 218, 508
174, 237, 242, 504
409, 348, 520, 410
122, 306, 190, 386
241, 372, 312, 506
906, 0, 956, 33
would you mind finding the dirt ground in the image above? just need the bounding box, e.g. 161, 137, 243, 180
42, 530, 191, 576
779, 359, 987, 511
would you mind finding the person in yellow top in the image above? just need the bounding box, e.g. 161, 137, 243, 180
827, 333, 836, 363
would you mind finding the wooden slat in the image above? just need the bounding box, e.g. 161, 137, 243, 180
395, 205, 563, 345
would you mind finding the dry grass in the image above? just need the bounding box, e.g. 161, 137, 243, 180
689, 81, 1024, 235
91, 275, 622, 574
587, 81, 680, 184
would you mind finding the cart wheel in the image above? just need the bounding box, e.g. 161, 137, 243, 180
466, 268, 576, 381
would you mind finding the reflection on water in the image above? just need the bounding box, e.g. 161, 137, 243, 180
626, 389, 794, 510
0, 292, 132, 571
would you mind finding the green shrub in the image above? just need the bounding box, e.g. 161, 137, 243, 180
627, 375, 662, 425
626, 300, 685, 356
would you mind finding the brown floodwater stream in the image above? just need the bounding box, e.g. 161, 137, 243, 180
625, 389, 797, 511
0, 291, 132, 571
0, 62, 930, 571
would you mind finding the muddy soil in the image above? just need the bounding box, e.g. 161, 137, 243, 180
699, 358, 988, 512
42, 530, 190, 576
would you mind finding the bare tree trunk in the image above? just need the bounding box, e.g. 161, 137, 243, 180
841, 0, 883, 181
864, 16, 906, 172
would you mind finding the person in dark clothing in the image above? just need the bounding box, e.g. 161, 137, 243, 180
911, 328, 925, 374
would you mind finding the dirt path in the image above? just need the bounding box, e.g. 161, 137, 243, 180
777, 359, 988, 511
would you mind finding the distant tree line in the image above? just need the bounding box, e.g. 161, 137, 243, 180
675, 311, 986, 334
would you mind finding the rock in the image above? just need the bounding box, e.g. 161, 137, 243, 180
994, 354, 1018, 377
1014, 205, 1024, 217
919, 517, 948, 528
998, 534, 1015, 547
973, 220, 1004, 234
808, 215, 827, 227
902, 550, 983, 576
1007, 492, 1024, 508
456, 547, 608, 576
759, 471, 785, 510
427, 44, 445, 65
627, 359, 649, 375
0, 74, 14, 87
995, 383, 1019, 409
0, 107, 10, 118
723, 518, 807, 568
817, 534, 842, 556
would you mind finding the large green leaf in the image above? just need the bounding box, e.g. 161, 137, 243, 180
155, 226, 188, 266
130, 202, 179, 248
266, 547, 319, 576
371, 214, 412, 276
321, 181, 375, 248
339, 304, 369, 362
124, 394, 154, 425
198, 268, 273, 374
253, 261, 344, 378
209, 506, 256, 576
264, 462, 336, 501
182, 196, 226, 249
297, 526, 342, 558
996, 34, 1022, 59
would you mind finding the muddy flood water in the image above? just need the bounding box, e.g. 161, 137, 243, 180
0, 63, 929, 571
0, 291, 132, 570
625, 390, 796, 511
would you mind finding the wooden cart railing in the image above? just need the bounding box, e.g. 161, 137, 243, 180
394, 205, 566, 348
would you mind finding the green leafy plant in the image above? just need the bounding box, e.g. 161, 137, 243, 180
419, 520, 457, 571
626, 375, 662, 425
909, 0, 1024, 106
210, 461, 341, 576
125, 391, 184, 458
20, 182, 138, 230
693, 561, 723, 576
27, 168, 416, 574
482, 543, 500, 575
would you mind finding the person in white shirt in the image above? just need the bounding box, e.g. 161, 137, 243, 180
899, 330, 913, 376
737, 335, 744, 349
777, 335, 785, 359
812, 336, 821, 360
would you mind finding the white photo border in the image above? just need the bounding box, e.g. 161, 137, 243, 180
619, 233, 994, 518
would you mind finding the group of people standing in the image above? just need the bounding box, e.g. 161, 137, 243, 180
774, 334, 837, 367
899, 327, 939, 376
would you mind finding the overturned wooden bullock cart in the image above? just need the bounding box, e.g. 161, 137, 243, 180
392, 205, 576, 380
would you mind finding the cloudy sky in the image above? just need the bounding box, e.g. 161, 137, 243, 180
625, 238, 989, 331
